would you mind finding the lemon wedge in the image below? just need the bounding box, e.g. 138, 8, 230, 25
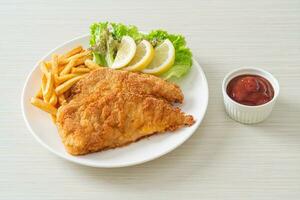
111, 36, 136, 69
142, 39, 175, 75
124, 40, 154, 71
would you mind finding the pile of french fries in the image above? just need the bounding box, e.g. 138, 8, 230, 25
31, 45, 102, 122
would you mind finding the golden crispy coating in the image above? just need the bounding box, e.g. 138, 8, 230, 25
56, 68, 194, 155
57, 91, 194, 155
68, 68, 183, 103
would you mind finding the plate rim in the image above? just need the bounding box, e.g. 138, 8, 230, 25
21, 34, 209, 168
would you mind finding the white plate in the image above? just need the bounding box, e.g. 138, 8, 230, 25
21, 34, 209, 168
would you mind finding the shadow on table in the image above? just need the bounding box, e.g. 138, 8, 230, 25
251, 96, 300, 135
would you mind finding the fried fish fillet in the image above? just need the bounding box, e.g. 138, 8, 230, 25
68, 67, 184, 103
56, 68, 195, 155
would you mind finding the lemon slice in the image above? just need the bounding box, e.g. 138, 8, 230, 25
142, 39, 175, 75
111, 36, 136, 69
124, 40, 154, 71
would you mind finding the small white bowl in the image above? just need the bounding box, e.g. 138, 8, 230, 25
222, 67, 279, 124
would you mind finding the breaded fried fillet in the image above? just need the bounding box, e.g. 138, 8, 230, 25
56, 68, 194, 155
68, 67, 183, 103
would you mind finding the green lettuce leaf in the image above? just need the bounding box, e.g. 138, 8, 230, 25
92, 52, 106, 66
105, 35, 119, 67
90, 22, 144, 66
90, 22, 109, 66
90, 22, 108, 46
90, 23, 192, 80
109, 22, 144, 42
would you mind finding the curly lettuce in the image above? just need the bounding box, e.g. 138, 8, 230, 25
90, 22, 144, 67
110, 23, 144, 41
90, 22, 109, 66
90, 22, 192, 80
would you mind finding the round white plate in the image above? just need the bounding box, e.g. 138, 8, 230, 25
21, 34, 209, 168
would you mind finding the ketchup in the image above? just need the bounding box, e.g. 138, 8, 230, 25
226, 75, 274, 106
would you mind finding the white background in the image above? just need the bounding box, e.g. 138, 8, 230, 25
1, 0, 300, 199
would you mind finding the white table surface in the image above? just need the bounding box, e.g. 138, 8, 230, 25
1, 0, 300, 199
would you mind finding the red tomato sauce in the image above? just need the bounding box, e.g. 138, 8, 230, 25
226, 75, 274, 106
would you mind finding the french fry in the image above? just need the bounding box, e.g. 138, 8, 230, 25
56, 74, 78, 85
31, 97, 57, 115
58, 94, 66, 105
35, 87, 43, 99
41, 74, 46, 91
60, 59, 76, 75
62, 46, 83, 59
84, 59, 101, 69
32, 47, 92, 122
74, 55, 92, 66
51, 54, 59, 86
71, 67, 91, 74
55, 76, 83, 95
69, 50, 91, 61
50, 114, 57, 123
51, 54, 59, 76
59, 50, 90, 66
40, 62, 49, 74
54, 74, 59, 86
58, 58, 69, 66
58, 63, 66, 74
45, 61, 52, 70
41, 74, 50, 102
49, 92, 57, 106
43, 73, 54, 102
